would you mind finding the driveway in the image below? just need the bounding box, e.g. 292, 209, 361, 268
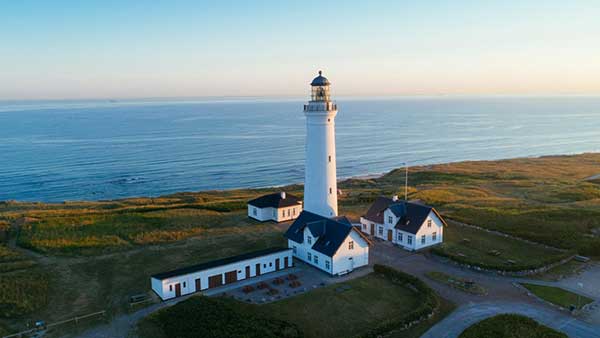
421, 302, 600, 338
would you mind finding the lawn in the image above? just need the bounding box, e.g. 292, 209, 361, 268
520, 283, 594, 309
138, 268, 445, 338
425, 271, 486, 295
459, 314, 567, 338
430, 224, 571, 271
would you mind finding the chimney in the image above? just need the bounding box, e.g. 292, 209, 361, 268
392, 195, 399, 202
280, 191, 286, 199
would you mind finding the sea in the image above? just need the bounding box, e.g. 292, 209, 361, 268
1, 96, 599, 202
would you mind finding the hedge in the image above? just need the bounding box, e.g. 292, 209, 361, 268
430, 247, 573, 273
354, 264, 439, 338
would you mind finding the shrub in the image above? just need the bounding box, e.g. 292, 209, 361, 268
459, 314, 567, 338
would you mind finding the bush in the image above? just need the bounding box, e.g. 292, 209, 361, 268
459, 314, 567, 338
355, 264, 439, 338
142, 296, 302, 338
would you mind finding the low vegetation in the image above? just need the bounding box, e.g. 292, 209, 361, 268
425, 271, 486, 295
0, 271, 50, 317
431, 224, 571, 272
458, 314, 567, 338
138, 267, 444, 338
520, 283, 594, 309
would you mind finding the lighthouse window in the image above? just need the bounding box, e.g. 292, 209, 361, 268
328, 156, 331, 162
329, 188, 332, 194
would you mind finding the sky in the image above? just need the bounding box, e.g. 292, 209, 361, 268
1, 0, 599, 100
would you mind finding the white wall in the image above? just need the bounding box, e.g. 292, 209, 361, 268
359, 217, 379, 237
332, 230, 369, 275
152, 249, 293, 300
414, 212, 444, 250
248, 205, 302, 222
303, 102, 338, 218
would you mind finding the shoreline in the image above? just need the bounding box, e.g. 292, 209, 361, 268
1, 152, 598, 205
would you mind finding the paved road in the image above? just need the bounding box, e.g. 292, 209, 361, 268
421, 302, 600, 338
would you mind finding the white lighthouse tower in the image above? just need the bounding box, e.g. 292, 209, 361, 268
303, 71, 338, 217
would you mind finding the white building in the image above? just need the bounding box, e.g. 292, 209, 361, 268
247, 192, 303, 222
150, 247, 293, 300
285, 211, 371, 275
360, 196, 446, 251
303, 71, 338, 218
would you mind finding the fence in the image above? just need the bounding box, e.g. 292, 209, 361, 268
2, 310, 106, 338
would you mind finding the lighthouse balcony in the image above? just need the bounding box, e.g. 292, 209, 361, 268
304, 102, 337, 112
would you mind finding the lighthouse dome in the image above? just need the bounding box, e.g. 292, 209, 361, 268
310, 71, 331, 86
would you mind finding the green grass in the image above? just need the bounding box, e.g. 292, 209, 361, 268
431, 224, 571, 271
263, 273, 421, 338
0, 270, 50, 317
138, 271, 442, 338
425, 271, 486, 295
459, 314, 567, 338
520, 283, 594, 309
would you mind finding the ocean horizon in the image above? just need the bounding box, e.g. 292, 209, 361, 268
2, 96, 600, 202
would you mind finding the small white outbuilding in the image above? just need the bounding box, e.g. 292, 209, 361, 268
150, 247, 293, 300
247, 192, 303, 222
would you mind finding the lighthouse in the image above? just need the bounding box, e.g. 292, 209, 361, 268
303, 71, 338, 217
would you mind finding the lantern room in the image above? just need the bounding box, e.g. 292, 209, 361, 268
310, 71, 331, 102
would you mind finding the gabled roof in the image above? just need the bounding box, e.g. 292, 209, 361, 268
151, 247, 290, 280
362, 196, 447, 235
247, 192, 302, 209
284, 211, 370, 257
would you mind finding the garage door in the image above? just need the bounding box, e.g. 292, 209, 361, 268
208, 274, 223, 288
224, 270, 237, 284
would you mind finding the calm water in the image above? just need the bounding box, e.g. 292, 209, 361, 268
1, 97, 600, 202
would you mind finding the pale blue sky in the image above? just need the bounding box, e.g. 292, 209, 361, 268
1, 0, 599, 99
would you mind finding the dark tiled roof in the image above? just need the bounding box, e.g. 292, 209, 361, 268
151, 247, 290, 280
247, 192, 301, 209
284, 211, 361, 257
362, 196, 394, 224
363, 196, 444, 235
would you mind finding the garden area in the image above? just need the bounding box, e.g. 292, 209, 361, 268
458, 314, 567, 338
137, 265, 445, 338
520, 283, 594, 310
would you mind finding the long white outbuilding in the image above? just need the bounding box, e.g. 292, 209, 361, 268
151, 247, 293, 300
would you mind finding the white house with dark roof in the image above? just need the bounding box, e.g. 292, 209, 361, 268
247, 192, 302, 222
360, 196, 446, 251
284, 210, 371, 275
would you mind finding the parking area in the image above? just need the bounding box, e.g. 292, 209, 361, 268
213, 260, 372, 304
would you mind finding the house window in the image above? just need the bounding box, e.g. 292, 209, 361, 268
269, 262, 273, 267
348, 241, 354, 250
421, 235, 426, 244
362, 223, 366, 231
292, 245, 297, 254
407, 236, 413, 245
325, 260, 330, 270
432, 232, 437, 241
427, 219, 432, 228
388, 216, 393, 224
307, 236, 312, 245
282, 210, 285, 218
169, 285, 172, 291
253, 208, 257, 216
314, 255, 318, 264
183, 282, 186, 288
397, 232, 403, 242
307, 252, 312, 261
273, 210, 276, 217
378, 226, 383, 236
293, 208, 296, 216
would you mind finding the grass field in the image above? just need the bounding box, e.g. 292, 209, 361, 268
520, 283, 594, 309
138, 271, 441, 338
431, 224, 571, 271
426, 271, 486, 295
2, 153, 600, 332
458, 314, 567, 338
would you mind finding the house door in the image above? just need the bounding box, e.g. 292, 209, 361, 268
175, 283, 181, 297
245, 266, 251, 279
370, 224, 375, 236
275, 258, 281, 271
208, 274, 223, 288
387, 230, 393, 241
349, 257, 354, 271
284, 257, 289, 268
256, 263, 261, 276
195, 278, 201, 292
224, 271, 237, 284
